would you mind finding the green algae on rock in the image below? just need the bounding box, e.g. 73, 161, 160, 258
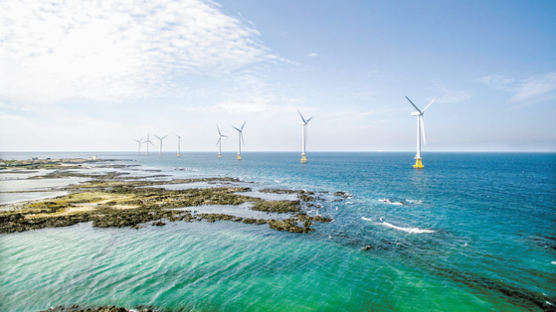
0, 158, 111, 170
259, 188, 316, 201
251, 200, 301, 213
0, 178, 332, 234
1, 159, 333, 234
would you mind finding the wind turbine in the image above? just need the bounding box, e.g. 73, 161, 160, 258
405, 96, 434, 169
154, 134, 167, 156
232, 121, 246, 160
297, 110, 313, 164
144, 134, 153, 155
174, 134, 181, 157
133, 138, 143, 154
216, 125, 227, 159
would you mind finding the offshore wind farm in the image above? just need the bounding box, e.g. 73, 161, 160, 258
1, 1, 555, 312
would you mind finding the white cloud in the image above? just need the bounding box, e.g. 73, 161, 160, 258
307, 52, 318, 57
436, 88, 472, 104
510, 73, 556, 102
479, 72, 556, 103
478, 74, 514, 91
427, 85, 472, 104
0, 0, 282, 105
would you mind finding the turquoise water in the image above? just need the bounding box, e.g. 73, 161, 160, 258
1, 152, 555, 311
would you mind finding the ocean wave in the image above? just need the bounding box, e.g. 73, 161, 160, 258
361, 217, 435, 234
378, 198, 405, 206
405, 199, 423, 205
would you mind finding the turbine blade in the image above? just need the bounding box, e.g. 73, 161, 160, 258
420, 116, 426, 145
232, 126, 241, 132
241, 121, 246, 130
297, 109, 307, 124
217, 125, 222, 136
306, 116, 313, 123
405, 96, 422, 113
422, 99, 435, 113
216, 138, 221, 145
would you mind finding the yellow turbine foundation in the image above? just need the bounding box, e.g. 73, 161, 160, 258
217, 153, 222, 159
237, 154, 242, 160
300, 154, 307, 164
413, 158, 424, 169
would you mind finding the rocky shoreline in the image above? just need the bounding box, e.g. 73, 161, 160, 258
1, 158, 334, 234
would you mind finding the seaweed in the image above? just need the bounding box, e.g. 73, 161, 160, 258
0, 168, 332, 234
251, 200, 301, 213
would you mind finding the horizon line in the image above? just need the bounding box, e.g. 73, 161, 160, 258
1, 150, 555, 154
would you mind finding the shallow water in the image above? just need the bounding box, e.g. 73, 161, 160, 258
235, 191, 299, 201
170, 203, 287, 220
0, 177, 87, 192
0, 152, 554, 311
0, 191, 69, 206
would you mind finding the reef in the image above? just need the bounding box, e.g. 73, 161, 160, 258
1, 160, 333, 234
251, 200, 301, 213
259, 188, 316, 201
0, 158, 112, 170
333, 191, 351, 199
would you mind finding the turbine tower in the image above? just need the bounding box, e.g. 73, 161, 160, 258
232, 121, 246, 160
144, 134, 153, 155
154, 134, 167, 156
405, 96, 434, 169
216, 125, 227, 159
297, 110, 313, 164
174, 134, 181, 157
133, 138, 143, 154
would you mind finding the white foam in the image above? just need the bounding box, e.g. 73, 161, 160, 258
551, 261, 556, 265
378, 198, 405, 206
406, 199, 423, 205
361, 216, 435, 234
381, 221, 435, 234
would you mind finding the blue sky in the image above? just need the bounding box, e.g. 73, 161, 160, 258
0, 0, 555, 152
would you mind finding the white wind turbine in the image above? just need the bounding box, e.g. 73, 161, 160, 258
154, 134, 167, 156
405, 96, 434, 169
133, 138, 143, 154
174, 134, 181, 157
232, 121, 246, 160
297, 110, 313, 164
216, 125, 227, 159
144, 134, 153, 155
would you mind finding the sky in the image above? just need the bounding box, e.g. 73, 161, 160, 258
0, 0, 555, 152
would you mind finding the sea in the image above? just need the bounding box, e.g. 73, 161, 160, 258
0, 152, 554, 311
